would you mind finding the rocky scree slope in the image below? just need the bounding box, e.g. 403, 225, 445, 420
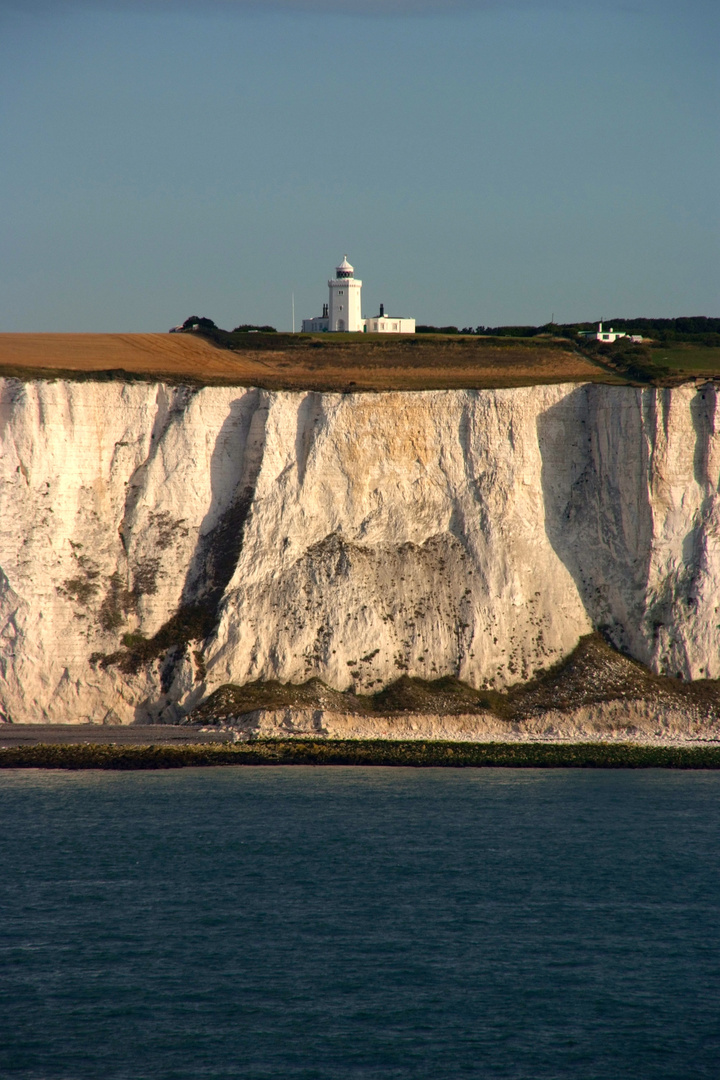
0, 378, 719, 724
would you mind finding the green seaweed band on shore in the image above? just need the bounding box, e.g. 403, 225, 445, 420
2, 740, 720, 770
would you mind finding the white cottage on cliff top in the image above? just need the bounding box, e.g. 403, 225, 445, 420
578, 321, 643, 344
302, 256, 415, 334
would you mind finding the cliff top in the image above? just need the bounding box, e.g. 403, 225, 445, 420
3, 331, 717, 390
0, 331, 620, 390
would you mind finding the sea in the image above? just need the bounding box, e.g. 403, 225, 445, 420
1, 766, 719, 1080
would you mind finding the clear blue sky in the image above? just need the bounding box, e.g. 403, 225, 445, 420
1, 0, 717, 331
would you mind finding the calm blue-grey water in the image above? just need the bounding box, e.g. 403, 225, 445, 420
1, 766, 719, 1080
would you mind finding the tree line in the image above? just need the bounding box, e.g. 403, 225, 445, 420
417, 317, 720, 344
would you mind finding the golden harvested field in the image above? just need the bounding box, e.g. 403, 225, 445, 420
0, 332, 617, 390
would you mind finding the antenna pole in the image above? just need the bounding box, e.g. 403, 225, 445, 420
292, 292, 295, 334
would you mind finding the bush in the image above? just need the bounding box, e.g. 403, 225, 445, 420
416, 325, 460, 334
232, 324, 277, 333
181, 316, 217, 331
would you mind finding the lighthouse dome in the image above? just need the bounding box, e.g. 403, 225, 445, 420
336, 255, 354, 279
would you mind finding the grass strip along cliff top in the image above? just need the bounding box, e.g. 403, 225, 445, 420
0, 330, 684, 390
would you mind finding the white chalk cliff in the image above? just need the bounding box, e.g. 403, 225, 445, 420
0, 378, 718, 724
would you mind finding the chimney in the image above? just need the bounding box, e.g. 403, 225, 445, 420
379, 303, 384, 317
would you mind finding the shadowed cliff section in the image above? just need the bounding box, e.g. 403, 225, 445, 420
180, 390, 269, 615
538, 384, 720, 680
537, 385, 654, 661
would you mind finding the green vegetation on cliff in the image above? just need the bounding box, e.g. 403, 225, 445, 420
188, 635, 720, 726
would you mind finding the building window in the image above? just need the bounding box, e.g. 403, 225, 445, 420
338, 290, 343, 295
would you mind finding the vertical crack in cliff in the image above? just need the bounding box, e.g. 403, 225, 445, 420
538, 385, 654, 659
691, 386, 717, 492
181, 390, 269, 617
94, 385, 197, 635
154, 391, 271, 692
295, 391, 324, 488
641, 387, 719, 678
118, 385, 195, 557
677, 387, 717, 675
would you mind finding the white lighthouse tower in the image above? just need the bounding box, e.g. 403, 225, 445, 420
302, 255, 414, 334
328, 255, 362, 332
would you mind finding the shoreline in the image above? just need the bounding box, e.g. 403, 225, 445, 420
2, 737, 720, 770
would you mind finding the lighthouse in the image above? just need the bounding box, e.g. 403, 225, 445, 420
328, 255, 363, 332
301, 255, 415, 333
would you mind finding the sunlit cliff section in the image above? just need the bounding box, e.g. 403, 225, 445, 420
1, 378, 718, 723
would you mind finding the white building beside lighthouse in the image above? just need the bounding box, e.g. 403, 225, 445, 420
301, 256, 414, 334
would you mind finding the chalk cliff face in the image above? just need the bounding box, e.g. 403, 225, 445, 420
0, 378, 718, 723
